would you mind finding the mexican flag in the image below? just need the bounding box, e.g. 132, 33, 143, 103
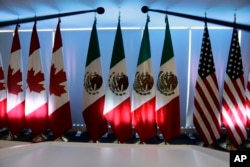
82, 20, 108, 142
25, 22, 48, 136
7, 25, 25, 135
0, 53, 7, 128
103, 19, 133, 143
132, 17, 157, 142
48, 20, 72, 138
155, 17, 180, 142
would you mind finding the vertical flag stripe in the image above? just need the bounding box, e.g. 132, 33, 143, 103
0, 99, 7, 128
29, 23, 40, 56
53, 22, 62, 53
132, 97, 156, 142
137, 20, 151, 66
109, 21, 125, 68
85, 20, 101, 67
104, 98, 132, 143
83, 96, 107, 141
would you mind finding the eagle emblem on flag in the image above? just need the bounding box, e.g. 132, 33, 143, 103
108, 72, 129, 96
84, 71, 103, 95
157, 71, 178, 96
133, 72, 154, 95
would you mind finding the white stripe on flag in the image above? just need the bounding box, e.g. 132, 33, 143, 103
196, 75, 220, 121
104, 59, 129, 115
156, 58, 179, 110
132, 59, 155, 111
224, 76, 246, 120
83, 58, 104, 111
194, 88, 220, 138
193, 109, 212, 142
223, 76, 247, 140
222, 105, 245, 145
223, 91, 246, 135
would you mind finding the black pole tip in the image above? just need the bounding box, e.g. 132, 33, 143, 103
141, 6, 149, 13
96, 7, 105, 14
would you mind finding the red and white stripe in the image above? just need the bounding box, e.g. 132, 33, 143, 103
246, 73, 250, 128
194, 73, 221, 145
222, 75, 247, 146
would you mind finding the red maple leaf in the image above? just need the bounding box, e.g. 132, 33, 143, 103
49, 64, 67, 96
27, 68, 45, 93
0, 67, 5, 90
7, 66, 22, 95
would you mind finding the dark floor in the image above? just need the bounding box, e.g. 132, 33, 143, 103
1, 128, 250, 152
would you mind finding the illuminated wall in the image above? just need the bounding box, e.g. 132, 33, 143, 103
0, 26, 250, 127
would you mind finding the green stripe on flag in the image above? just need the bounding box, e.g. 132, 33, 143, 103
161, 16, 174, 65
110, 20, 125, 69
85, 20, 101, 67
137, 19, 151, 66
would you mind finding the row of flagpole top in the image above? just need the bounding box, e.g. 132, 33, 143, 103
0, 7, 105, 27
141, 6, 250, 31
0, 6, 249, 30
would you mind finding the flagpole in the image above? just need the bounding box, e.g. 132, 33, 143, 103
141, 6, 250, 31
0, 7, 105, 27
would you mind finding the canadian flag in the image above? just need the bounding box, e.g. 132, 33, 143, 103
48, 20, 72, 138
7, 25, 25, 135
0, 53, 7, 128
25, 22, 48, 136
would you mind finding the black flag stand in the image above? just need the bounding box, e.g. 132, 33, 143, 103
0, 7, 105, 27
141, 6, 250, 31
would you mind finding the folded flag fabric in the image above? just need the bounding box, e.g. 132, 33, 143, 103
104, 19, 133, 143
7, 25, 25, 135
132, 16, 157, 142
82, 19, 108, 142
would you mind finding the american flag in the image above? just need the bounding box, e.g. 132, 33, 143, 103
193, 23, 221, 146
246, 73, 250, 128
222, 27, 247, 147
